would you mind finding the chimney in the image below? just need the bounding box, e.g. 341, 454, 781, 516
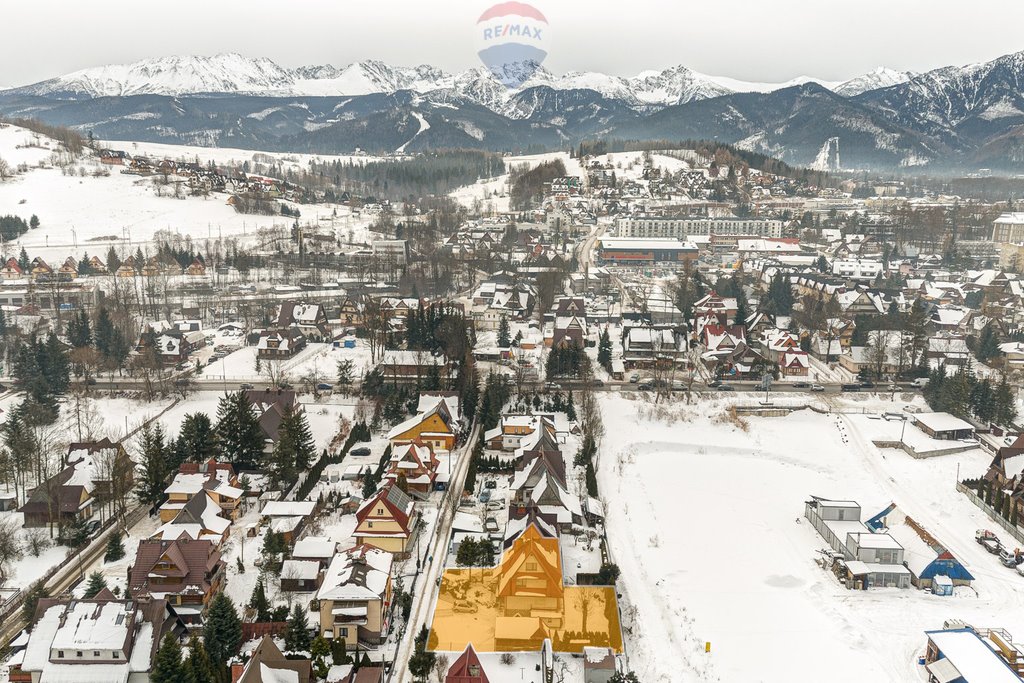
230, 662, 245, 683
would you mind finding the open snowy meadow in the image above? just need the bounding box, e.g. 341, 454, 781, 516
598, 393, 1024, 683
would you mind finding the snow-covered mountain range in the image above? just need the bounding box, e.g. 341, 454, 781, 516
2, 53, 910, 110
5, 51, 1024, 170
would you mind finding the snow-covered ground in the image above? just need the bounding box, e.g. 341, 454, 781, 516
0, 125, 378, 261
449, 151, 585, 215
597, 393, 1022, 683
104, 139, 390, 174
200, 341, 374, 385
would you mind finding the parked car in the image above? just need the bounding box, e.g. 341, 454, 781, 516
484, 480, 498, 489
350, 447, 371, 457
999, 548, 1023, 567
911, 377, 930, 388
85, 520, 101, 538
810, 384, 826, 392
484, 517, 500, 532
478, 490, 491, 503
486, 500, 504, 511
629, 373, 640, 383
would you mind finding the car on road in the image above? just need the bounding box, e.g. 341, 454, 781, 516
840, 384, 861, 392
792, 382, 810, 389
637, 381, 654, 391
316, 383, 334, 392
278, 382, 293, 390
810, 384, 826, 392
85, 520, 101, 538
350, 447, 371, 457
706, 379, 722, 389
591, 379, 605, 387
716, 385, 735, 392
859, 380, 876, 389
911, 377, 930, 388
545, 381, 561, 391
240, 383, 254, 390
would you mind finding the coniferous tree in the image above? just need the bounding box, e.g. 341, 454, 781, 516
249, 579, 271, 622
151, 633, 187, 683
585, 461, 598, 497
178, 413, 217, 463
185, 635, 215, 683
215, 392, 264, 469
83, 571, 108, 597
597, 329, 612, 372
284, 603, 311, 652
456, 537, 479, 567
497, 316, 511, 348
136, 423, 168, 509
68, 310, 92, 349
204, 593, 242, 674
104, 531, 125, 562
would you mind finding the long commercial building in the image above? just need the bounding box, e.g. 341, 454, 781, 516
616, 215, 785, 239
597, 238, 699, 267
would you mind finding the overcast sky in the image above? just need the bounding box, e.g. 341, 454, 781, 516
3, 0, 1024, 86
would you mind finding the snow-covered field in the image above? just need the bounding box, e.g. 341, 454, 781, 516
0, 125, 378, 261
449, 151, 585, 214
104, 139, 391, 174
598, 393, 1022, 683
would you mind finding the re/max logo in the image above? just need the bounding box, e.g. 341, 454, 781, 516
481, 23, 543, 41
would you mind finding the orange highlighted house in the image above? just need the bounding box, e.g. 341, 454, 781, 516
428, 524, 622, 654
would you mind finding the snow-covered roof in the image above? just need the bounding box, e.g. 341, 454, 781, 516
913, 412, 974, 434
281, 559, 321, 581
317, 546, 392, 602
292, 536, 337, 559
261, 501, 316, 517
926, 629, 1023, 683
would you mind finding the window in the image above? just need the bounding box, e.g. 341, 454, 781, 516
113, 652, 120, 660
58, 651, 64, 658
367, 521, 374, 528
77, 651, 83, 658
340, 628, 349, 637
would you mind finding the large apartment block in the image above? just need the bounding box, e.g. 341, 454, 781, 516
616, 215, 785, 239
